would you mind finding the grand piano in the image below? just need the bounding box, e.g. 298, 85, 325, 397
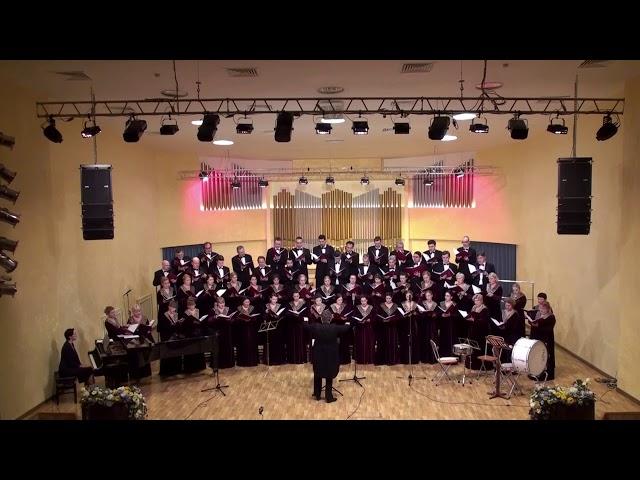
89, 334, 218, 388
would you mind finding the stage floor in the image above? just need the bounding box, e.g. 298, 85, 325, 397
33, 347, 639, 420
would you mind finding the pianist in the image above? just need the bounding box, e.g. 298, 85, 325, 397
59, 328, 95, 385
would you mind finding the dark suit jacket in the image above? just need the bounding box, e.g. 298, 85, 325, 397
59, 341, 81, 374
153, 269, 172, 287
198, 251, 219, 274
266, 248, 288, 275
232, 254, 254, 284
288, 248, 312, 279
312, 245, 335, 282
305, 322, 351, 378
367, 245, 389, 268
342, 251, 360, 277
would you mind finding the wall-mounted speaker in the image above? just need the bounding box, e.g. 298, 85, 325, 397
80, 165, 114, 240
557, 158, 592, 235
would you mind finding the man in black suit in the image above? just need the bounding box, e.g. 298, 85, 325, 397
266, 237, 288, 277
289, 236, 312, 280
329, 251, 350, 286
255, 256, 272, 288
342, 240, 360, 277
198, 241, 219, 274
454, 235, 477, 283
367, 236, 389, 269
305, 309, 351, 403
431, 250, 458, 288
312, 234, 335, 287
471, 251, 496, 292
153, 260, 175, 290
186, 257, 207, 291
422, 239, 442, 271
232, 245, 254, 285
211, 256, 231, 289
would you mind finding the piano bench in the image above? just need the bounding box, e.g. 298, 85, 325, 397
54, 371, 77, 405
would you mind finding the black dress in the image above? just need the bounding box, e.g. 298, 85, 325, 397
398, 301, 420, 364
207, 307, 236, 369
236, 306, 259, 367
353, 305, 375, 364
181, 308, 207, 373
530, 313, 556, 380
285, 300, 307, 364
330, 303, 353, 365
466, 306, 490, 369
418, 301, 439, 364
59, 342, 93, 383
484, 284, 503, 325
157, 287, 176, 318
438, 301, 458, 357
157, 311, 183, 376
375, 303, 400, 365
264, 303, 286, 365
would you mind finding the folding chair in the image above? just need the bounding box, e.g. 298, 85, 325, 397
500, 362, 523, 397
476, 339, 497, 380
430, 340, 458, 386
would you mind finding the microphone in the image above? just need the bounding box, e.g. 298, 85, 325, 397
123, 289, 132, 295
258, 406, 264, 418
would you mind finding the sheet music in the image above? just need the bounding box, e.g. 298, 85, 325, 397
397, 307, 405, 316
472, 285, 481, 294
195, 289, 204, 297
216, 289, 226, 297
468, 264, 477, 274
491, 317, 504, 326
445, 281, 455, 289
127, 323, 139, 333
416, 304, 426, 312
311, 253, 319, 261
458, 310, 468, 318
148, 319, 155, 328
119, 334, 139, 339
276, 307, 286, 316
199, 314, 208, 322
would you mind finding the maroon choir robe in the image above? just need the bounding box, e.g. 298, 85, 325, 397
353, 305, 375, 364
368, 282, 387, 307
285, 300, 307, 364
484, 284, 503, 323
158, 311, 182, 376
375, 303, 400, 366
317, 285, 337, 306
414, 280, 442, 303
294, 283, 316, 303
264, 303, 286, 365
341, 283, 362, 307
438, 301, 458, 357
176, 285, 196, 316
180, 308, 206, 373
398, 301, 421, 364
466, 306, 490, 369
207, 307, 236, 369
418, 301, 439, 364
157, 287, 176, 318
529, 313, 556, 380
330, 303, 353, 365
236, 305, 260, 367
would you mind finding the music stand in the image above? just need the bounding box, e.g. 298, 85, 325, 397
396, 309, 427, 386
201, 333, 228, 396
486, 335, 510, 400
339, 320, 365, 388
258, 317, 281, 376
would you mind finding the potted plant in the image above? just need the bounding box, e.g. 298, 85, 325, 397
529, 379, 596, 420
81, 385, 148, 420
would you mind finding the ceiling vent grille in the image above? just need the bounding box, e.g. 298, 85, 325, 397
226, 68, 259, 77
401, 63, 434, 74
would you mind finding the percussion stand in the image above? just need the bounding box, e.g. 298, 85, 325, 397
486, 335, 510, 400
397, 310, 427, 387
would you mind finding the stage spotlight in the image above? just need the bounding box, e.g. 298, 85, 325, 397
393, 122, 411, 134
596, 114, 619, 141
395, 177, 405, 186
325, 176, 335, 185
0, 281, 17, 297
81, 119, 101, 138
160, 118, 179, 136
197, 114, 220, 142
507, 114, 529, 140
0, 251, 17, 273
298, 176, 308, 185
455, 168, 465, 178
470, 117, 489, 134
315, 123, 332, 135
43, 117, 63, 143
199, 170, 209, 180
258, 178, 269, 188
428, 116, 450, 140
0, 184, 19, 203
275, 112, 294, 142
453, 113, 477, 121
0, 236, 18, 253
547, 117, 568, 135
231, 178, 241, 189
236, 120, 254, 135
0, 207, 19, 227
321, 114, 346, 124
360, 176, 370, 186
352, 120, 369, 135
123, 117, 147, 143
0, 164, 17, 184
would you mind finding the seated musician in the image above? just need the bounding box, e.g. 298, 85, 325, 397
104, 306, 130, 339
158, 300, 182, 376
157, 276, 176, 318
330, 294, 352, 365
59, 328, 95, 385
127, 303, 155, 344
294, 273, 315, 302
416, 269, 441, 303
318, 275, 336, 305
528, 300, 556, 380
341, 274, 362, 306
236, 297, 259, 367
256, 256, 272, 287
153, 260, 175, 290
286, 291, 307, 364
375, 292, 400, 366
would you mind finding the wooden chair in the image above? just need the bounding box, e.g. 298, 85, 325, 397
430, 340, 458, 386
476, 339, 497, 380
54, 371, 77, 404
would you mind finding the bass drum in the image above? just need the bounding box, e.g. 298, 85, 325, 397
511, 338, 547, 376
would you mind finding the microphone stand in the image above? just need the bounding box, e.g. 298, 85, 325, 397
340, 315, 365, 388
397, 308, 427, 386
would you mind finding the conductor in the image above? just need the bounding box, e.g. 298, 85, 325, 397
305, 309, 351, 403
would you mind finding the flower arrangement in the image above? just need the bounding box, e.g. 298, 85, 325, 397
81, 385, 148, 420
529, 378, 595, 420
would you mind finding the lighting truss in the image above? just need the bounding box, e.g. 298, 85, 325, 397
36, 96, 624, 119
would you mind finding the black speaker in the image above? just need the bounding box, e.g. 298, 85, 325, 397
557, 158, 592, 235
80, 165, 114, 240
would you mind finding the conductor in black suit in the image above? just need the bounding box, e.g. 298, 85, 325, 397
305, 309, 351, 403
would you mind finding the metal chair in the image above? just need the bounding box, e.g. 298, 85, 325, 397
476, 339, 497, 380
430, 340, 458, 386
500, 362, 523, 397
